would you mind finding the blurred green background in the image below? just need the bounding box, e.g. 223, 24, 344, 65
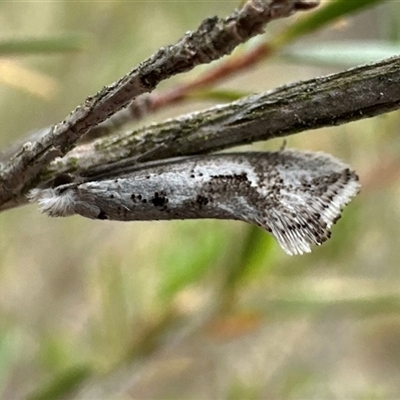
1, 1, 400, 399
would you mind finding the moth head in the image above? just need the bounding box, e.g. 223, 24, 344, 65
28, 186, 77, 217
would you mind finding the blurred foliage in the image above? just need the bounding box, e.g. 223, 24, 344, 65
1, 1, 400, 399
0, 35, 88, 56
27, 366, 92, 400
272, 0, 387, 47
281, 40, 400, 67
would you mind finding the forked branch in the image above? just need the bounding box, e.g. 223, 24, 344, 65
0, 0, 318, 208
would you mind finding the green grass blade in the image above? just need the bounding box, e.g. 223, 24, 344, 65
189, 89, 251, 102
0, 34, 88, 56
222, 226, 276, 292
26, 365, 92, 400
281, 40, 400, 67
273, 0, 387, 47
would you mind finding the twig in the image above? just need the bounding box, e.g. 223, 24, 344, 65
85, 42, 272, 142
2, 53, 400, 210
0, 0, 317, 207
47, 55, 400, 179
2, 54, 399, 212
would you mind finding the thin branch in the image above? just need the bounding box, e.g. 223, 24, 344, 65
0, 0, 317, 207
85, 42, 272, 142
1, 54, 399, 212
46, 55, 400, 178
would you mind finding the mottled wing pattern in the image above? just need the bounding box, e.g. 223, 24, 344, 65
248, 151, 360, 255
29, 150, 360, 256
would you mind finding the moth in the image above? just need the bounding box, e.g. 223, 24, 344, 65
30, 150, 360, 255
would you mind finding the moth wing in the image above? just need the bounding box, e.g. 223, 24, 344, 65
252, 151, 360, 255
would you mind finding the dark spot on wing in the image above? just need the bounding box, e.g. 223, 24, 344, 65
97, 210, 107, 220
196, 195, 209, 206
211, 173, 248, 182
151, 191, 168, 207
